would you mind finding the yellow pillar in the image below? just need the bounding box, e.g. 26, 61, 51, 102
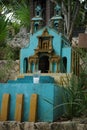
0, 94, 10, 121
14, 94, 24, 121
29, 94, 38, 122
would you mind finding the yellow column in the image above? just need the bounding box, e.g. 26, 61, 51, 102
29, 94, 38, 122
0, 94, 10, 121
14, 94, 24, 121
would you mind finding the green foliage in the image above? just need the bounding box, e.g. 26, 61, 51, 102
63, 74, 87, 119
75, 3, 87, 27
11, 22, 20, 34
62, 49, 87, 119
0, 44, 19, 83
0, 45, 19, 83
76, 48, 87, 74
0, 45, 20, 60
0, 16, 8, 46
14, 2, 30, 30
4, 45, 14, 60
0, 60, 13, 82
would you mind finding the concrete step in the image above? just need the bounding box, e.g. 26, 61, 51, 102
16, 73, 72, 86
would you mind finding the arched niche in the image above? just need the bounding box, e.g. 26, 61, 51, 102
62, 57, 67, 73
23, 58, 28, 73
39, 55, 49, 73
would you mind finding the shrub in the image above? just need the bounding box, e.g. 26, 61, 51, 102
0, 60, 13, 82
62, 48, 87, 119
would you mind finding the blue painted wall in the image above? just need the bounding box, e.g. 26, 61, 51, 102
20, 27, 72, 73
0, 83, 64, 122
62, 48, 71, 72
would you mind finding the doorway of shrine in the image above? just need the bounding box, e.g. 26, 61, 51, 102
39, 55, 49, 73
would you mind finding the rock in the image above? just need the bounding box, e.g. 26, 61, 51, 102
80, 118, 87, 124
7, 27, 30, 48
77, 124, 86, 130
34, 122, 50, 130
0, 121, 87, 130
0, 60, 19, 82
24, 122, 34, 130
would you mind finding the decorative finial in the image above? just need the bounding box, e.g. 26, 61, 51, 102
35, 5, 42, 17
54, 4, 61, 16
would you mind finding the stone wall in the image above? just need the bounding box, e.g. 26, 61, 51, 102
0, 121, 87, 130
0, 60, 19, 82
9, 60, 19, 80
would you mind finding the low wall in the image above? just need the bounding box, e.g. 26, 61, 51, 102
0, 60, 19, 82
0, 121, 87, 130
0, 83, 64, 122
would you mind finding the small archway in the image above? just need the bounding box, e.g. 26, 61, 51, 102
34, 23, 39, 32
62, 57, 67, 73
23, 58, 28, 73
39, 55, 49, 73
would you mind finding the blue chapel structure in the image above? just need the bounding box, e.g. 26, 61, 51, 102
0, 2, 79, 122
20, 4, 72, 74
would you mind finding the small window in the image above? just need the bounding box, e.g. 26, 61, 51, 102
37, 11, 39, 16
61, 57, 67, 73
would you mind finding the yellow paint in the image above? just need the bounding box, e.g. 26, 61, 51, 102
14, 94, 23, 121
17, 75, 24, 78
29, 94, 38, 122
0, 94, 10, 121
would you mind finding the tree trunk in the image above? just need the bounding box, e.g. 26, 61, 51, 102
50, 0, 81, 43
68, 1, 81, 41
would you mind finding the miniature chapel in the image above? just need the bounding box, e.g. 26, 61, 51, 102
0, 0, 79, 122
20, 1, 72, 74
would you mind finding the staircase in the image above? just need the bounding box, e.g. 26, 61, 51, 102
15, 73, 72, 87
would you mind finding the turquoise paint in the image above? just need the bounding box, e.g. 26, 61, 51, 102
20, 26, 72, 73
54, 86, 64, 119
48, 28, 62, 55
0, 4, 73, 122
62, 48, 72, 72
0, 82, 64, 122
20, 29, 43, 73
0, 26, 72, 122
8, 76, 55, 83
19, 4, 72, 73
52, 62, 56, 72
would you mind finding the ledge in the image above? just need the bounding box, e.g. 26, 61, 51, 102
0, 120, 87, 130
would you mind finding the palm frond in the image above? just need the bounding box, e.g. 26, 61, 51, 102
14, 2, 30, 29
